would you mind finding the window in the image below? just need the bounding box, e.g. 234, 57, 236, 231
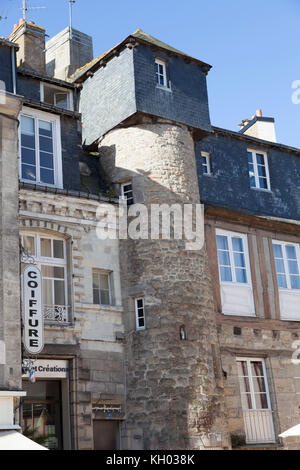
216, 231, 250, 284
247, 149, 270, 190
272, 241, 300, 290
216, 229, 255, 316
21, 233, 69, 323
237, 358, 271, 410
121, 182, 134, 206
41, 83, 73, 110
93, 270, 114, 306
155, 58, 169, 89
236, 357, 275, 444
19, 108, 63, 188
135, 298, 145, 330
201, 151, 212, 175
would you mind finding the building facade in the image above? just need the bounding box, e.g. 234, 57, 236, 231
0, 18, 300, 450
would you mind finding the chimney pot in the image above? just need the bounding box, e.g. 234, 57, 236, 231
256, 109, 262, 117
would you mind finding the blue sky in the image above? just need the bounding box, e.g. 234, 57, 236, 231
1, 0, 300, 147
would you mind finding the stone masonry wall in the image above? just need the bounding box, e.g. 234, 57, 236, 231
99, 118, 229, 450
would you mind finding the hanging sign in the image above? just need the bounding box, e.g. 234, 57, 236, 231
23, 265, 44, 354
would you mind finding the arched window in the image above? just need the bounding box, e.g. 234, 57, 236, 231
21, 232, 69, 324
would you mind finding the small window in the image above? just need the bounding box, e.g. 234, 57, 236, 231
247, 149, 270, 190
121, 182, 134, 206
41, 83, 73, 110
135, 297, 145, 330
155, 58, 169, 88
272, 241, 300, 290
93, 270, 114, 305
201, 151, 212, 175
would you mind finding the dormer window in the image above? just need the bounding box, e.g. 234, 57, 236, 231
201, 151, 212, 175
41, 82, 73, 110
247, 149, 271, 190
155, 58, 169, 89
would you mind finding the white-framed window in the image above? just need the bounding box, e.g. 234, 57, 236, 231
135, 297, 145, 330
201, 151, 212, 175
40, 82, 73, 110
236, 358, 271, 410
272, 241, 300, 290
216, 230, 251, 285
155, 58, 169, 89
121, 182, 134, 206
247, 149, 271, 190
21, 232, 69, 323
216, 229, 255, 316
19, 107, 63, 188
93, 269, 114, 306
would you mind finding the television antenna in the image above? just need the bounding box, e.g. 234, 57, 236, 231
0, 15, 8, 21
20, 0, 46, 22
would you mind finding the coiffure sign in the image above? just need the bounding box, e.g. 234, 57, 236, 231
23, 265, 44, 354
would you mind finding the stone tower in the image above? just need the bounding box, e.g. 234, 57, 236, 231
77, 30, 228, 450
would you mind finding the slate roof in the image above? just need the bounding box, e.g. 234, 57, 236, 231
71, 29, 211, 83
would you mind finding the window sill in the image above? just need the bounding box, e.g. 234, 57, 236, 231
250, 187, 272, 193
20, 179, 63, 190
222, 312, 256, 317
156, 85, 172, 93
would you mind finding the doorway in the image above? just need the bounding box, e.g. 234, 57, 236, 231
93, 420, 120, 450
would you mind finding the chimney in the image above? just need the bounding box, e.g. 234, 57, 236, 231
45, 27, 93, 80
9, 19, 46, 74
238, 109, 277, 143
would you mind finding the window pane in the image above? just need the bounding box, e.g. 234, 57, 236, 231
43, 278, 53, 305
22, 164, 36, 181
54, 280, 65, 305
42, 266, 64, 279
254, 393, 268, 409
21, 115, 34, 134
39, 120, 52, 138
21, 133, 35, 149
21, 148, 36, 165
23, 236, 35, 256
40, 152, 54, 170
258, 165, 266, 177
41, 238, 52, 257
251, 361, 264, 377
220, 266, 232, 282
39, 135, 53, 153
232, 237, 243, 252
216, 235, 228, 250
247, 152, 253, 163
259, 177, 268, 189
100, 274, 109, 290
93, 289, 100, 304
234, 252, 246, 268
288, 260, 299, 275
92, 273, 99, 289
137, 299, 143, 309
138, 318, 145, 327
218, 251, 230, 266
273, 244, 283, 258
256, 153, 265, 165
237, 361, 249, 378
277, 273, 287, 288
249, 175, 256, 188
53, 240, 64, 259
235, 268, 247, 283
291, 276, 300, 289
55, 93, 68, 108
275, 259, 285, 274
40, 168, 54, 185
286, 245, 297, 260
100, 289, 110, 305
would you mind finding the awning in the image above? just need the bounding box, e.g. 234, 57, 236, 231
279, 424, 300, 438
0, 430, 48, 450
